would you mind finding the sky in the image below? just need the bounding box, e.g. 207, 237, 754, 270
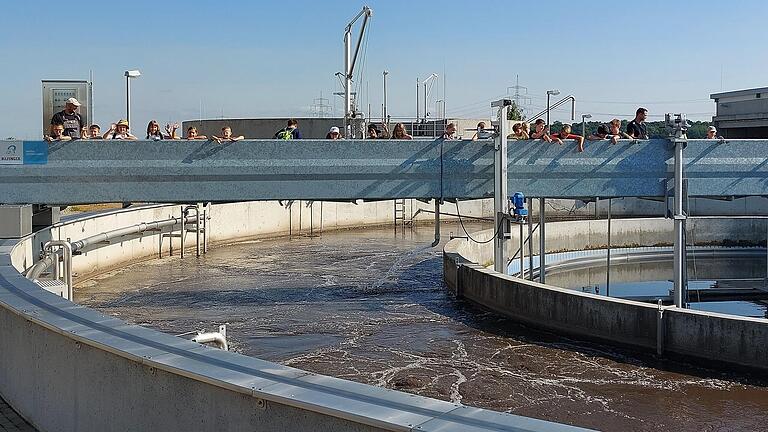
2, 0, 767, 139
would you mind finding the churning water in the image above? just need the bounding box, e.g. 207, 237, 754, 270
76, 222, 768, 431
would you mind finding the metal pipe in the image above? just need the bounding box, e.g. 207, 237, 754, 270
43, 241, 72, 300
687, 215, 768, 219
28, 214, 200, 286
181, 206, 186, 259
519, 223, 524, 278
412, 208, 493, 221
191, 331, 228, 351
416, 77, 419, 128
195, 206, 201, 257
527, 198, 534, 280
546, 93, 551, 133
539, 198, 546, 283
26, 250, 60, 280
673, 138, 686, 308
606, 198, 612, 296
125, 75, 130, 125
492, 100, 510, 274
70, 215, 197, 252
431, 199, 440, 247
344, 32, 351, 137
203, 206, 209, 254
383, 70, 388, 125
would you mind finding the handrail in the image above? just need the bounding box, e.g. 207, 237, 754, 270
191, 325, 229, 351
527, 95, 576, 123
26, 213, 202, 283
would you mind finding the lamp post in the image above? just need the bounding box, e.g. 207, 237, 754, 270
383, 70, 388, 126
124, 70, 141, 125
546, 89, 560, 133
422, 73, 438, 122
581, 113, 592, 138
435, 99, 445, 120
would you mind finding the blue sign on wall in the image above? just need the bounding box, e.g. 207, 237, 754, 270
22, 141, 48, 164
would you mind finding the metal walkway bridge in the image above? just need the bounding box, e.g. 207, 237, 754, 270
1, 138, 767, 204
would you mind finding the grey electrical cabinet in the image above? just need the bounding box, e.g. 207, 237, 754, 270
0, 205, 32, 238
41, 80, 92, 138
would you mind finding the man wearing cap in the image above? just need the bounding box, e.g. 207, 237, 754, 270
51, 98, 85, 139
705, 125, 723, 140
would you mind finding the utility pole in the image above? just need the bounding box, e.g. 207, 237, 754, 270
506, 75, 531, 116
311, 92, 332, 118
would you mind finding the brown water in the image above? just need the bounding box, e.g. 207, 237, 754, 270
76, 223, 768, 432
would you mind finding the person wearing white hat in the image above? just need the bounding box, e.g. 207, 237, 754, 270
50, 97, 85, 139
326, 126, 342, 139
103, 119, 137, 140
705, 125, 722, 140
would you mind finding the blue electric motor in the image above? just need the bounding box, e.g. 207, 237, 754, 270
512, 192, 528, 218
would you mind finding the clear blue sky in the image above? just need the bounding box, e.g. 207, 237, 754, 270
2, 0, 767, 138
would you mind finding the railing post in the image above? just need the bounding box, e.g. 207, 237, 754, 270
673, 137, 687, 307
539, 198, 546, 283
667, 113, 689, 308
492, 99, 511, 274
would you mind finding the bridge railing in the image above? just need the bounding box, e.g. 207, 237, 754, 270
1, 138, 767, 205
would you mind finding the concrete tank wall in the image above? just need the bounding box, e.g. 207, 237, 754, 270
443, 218, 768, 371
29, 199, 492, 278
450, 217, 768, 268
0, 201, 586, 432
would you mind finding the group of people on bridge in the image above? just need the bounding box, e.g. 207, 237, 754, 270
45, 99, 721, 150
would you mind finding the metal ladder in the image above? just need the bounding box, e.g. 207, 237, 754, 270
393, 198, 410, 228
162, 203, 209, 258
181, 203, 209, 258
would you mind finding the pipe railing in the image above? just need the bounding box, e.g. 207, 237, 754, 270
26, 210, 207, 297
191, 325, 229, 351
527, 95, 576, 124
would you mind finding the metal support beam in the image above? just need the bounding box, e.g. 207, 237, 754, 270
539, 198, 546, 283
492, 99, 511, 274
432, 199, 440, 247
527, 198, 534, 280
606, 198, 612, 296
519, 223, 524, 278
673, 137, 687, 308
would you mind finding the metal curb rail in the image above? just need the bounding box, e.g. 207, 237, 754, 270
0, 207, 592, 432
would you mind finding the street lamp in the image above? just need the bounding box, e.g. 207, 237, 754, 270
124, 70, 141, 125
435, 99, 445, 120
383, 70, 388, 125
546, 89, 560, 133
581, 114, 592, 138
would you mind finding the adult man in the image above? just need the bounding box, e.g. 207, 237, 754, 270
705, 126, 723, 139
51, 97, 85, 139
275, 119, 302, 140
626, 107, 648, 139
